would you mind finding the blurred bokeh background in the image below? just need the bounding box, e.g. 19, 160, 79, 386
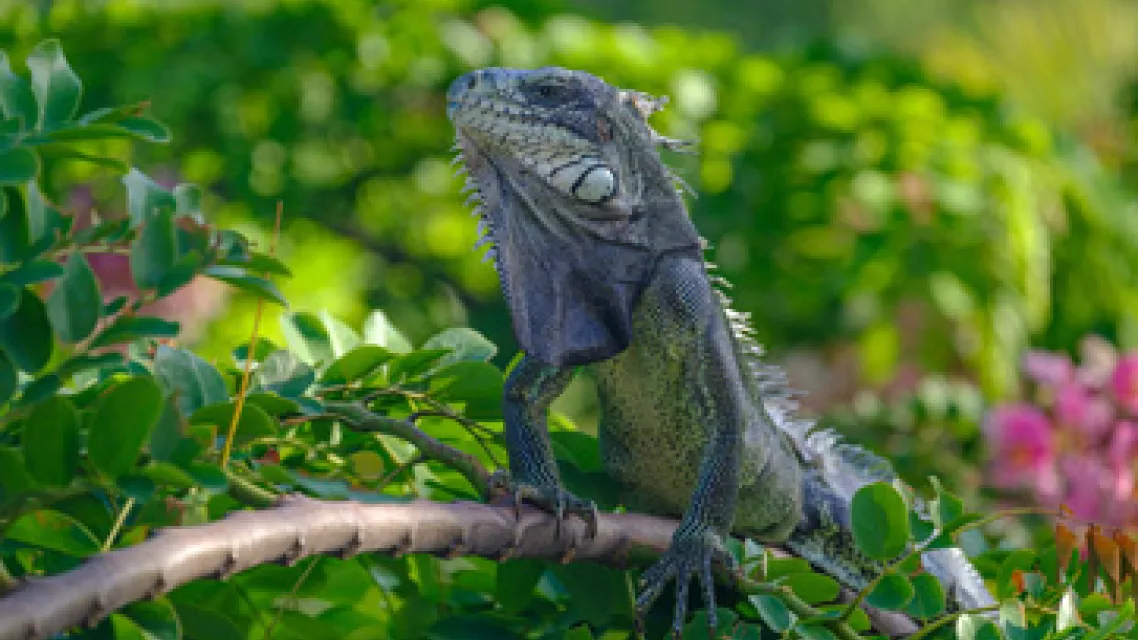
2, 0, 1137, 529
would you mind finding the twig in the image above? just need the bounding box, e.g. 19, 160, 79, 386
222, 201, 284, 468
323, 401, 492, 493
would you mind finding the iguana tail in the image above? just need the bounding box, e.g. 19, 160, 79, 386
713, 276, 995, 612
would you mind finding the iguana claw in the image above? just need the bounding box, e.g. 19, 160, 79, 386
634, 525, 736, 639
488, 469, 599, 539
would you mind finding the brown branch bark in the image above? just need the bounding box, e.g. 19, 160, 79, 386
0, 495, 917, 640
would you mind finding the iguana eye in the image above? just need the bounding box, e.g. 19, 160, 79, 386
545, 159, 618, 204
529, 82, 573, 104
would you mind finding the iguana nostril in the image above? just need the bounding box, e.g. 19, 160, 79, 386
446, 72, 480, 119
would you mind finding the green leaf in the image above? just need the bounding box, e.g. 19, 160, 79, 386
255, 350, 315, 398
850, 482, 910, 560
5, 508, 100, 556
0, 147, 38, 184
152, 345, 228, 416
0, 186, 29, 262
865, 572, 914, 610
203, 266, 287, 306
904, 574, 945, 618
174, 603, 244, 640
388, 348, 451, 382
320, 344, 395, 384
280, 311, 334, 367
2, 259, 64, 286
121, 599, 180, 640
363, 309, 411, 353
46, 253, 101, 343
140, 461, 196, 489
89, 315, 180, 348
118, 116, 170, 143
215, 251, 291, 276
23, 396, 79, 486
122, 168, 176, 226
26, 39, 82, 129
957, 614, 1002, 640
0, 282, 18, 318
88, 376, 165, 478
243, 392, 299, 416
495, 559, 545, 613
422, 327, 497, 365
0, 52, 36, 130
0, 447, 33, 504
427, 361, 504, 420
751, 594, 793, 632
190, 401, 277, 445
999, 600, 1028, 640
155, 250, 204, 298
782, 572, 841, 605
996, 549, 1036, 599
792, 622, 837, 640
0, 349, 15, 405
1057, 589, 1080, 632
76, 102, 148, 125
31, 143, 124, 171
131, 207, 177, 289
320, 310, 361, 357
16, 374, 60, 407
0, 288, 53, 373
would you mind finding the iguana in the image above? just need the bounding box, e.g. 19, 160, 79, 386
445, 66, 994, 636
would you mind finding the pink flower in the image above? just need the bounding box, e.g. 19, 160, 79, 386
1110, 354, 1138, 415
1109, 420, 1138, 466
1055, 383, 1115, 440
986, 404, 1056, 489
1023, 350, 1074, 386
1059, 456, 1105, 519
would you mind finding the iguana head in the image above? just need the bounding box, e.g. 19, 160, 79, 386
447, 67, 701, 366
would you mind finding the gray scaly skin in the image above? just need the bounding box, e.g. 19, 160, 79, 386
446, 67, 994, 636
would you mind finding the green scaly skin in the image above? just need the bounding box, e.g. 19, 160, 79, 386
446, 67, 993, 637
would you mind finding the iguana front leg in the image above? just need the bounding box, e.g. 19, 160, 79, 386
634, 310, 748, 637
494, 354, 598, 536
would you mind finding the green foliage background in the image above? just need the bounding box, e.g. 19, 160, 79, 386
2, 0, 1135, 410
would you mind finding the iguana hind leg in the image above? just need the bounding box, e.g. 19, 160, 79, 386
495, 354, 598, 536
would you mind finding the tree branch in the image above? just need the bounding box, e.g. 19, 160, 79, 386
0, 495, 918, 640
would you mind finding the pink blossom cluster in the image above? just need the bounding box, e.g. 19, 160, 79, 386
985, 336, 1138, 524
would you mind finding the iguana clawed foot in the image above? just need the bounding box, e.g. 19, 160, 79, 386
488, 469, 599, 539
635, 524, 738, 639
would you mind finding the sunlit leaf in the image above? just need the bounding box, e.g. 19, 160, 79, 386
256, 350, 315, 398
363, 309, 411, 353
0, 52, 36, 130
152, 345, 228, 415
26, 39, 82, 129
422, 327, 497, 365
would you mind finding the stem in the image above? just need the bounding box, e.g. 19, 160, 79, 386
101, 497, 135, 552
323, 401, 492, 494
907, 605, 1001, 640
